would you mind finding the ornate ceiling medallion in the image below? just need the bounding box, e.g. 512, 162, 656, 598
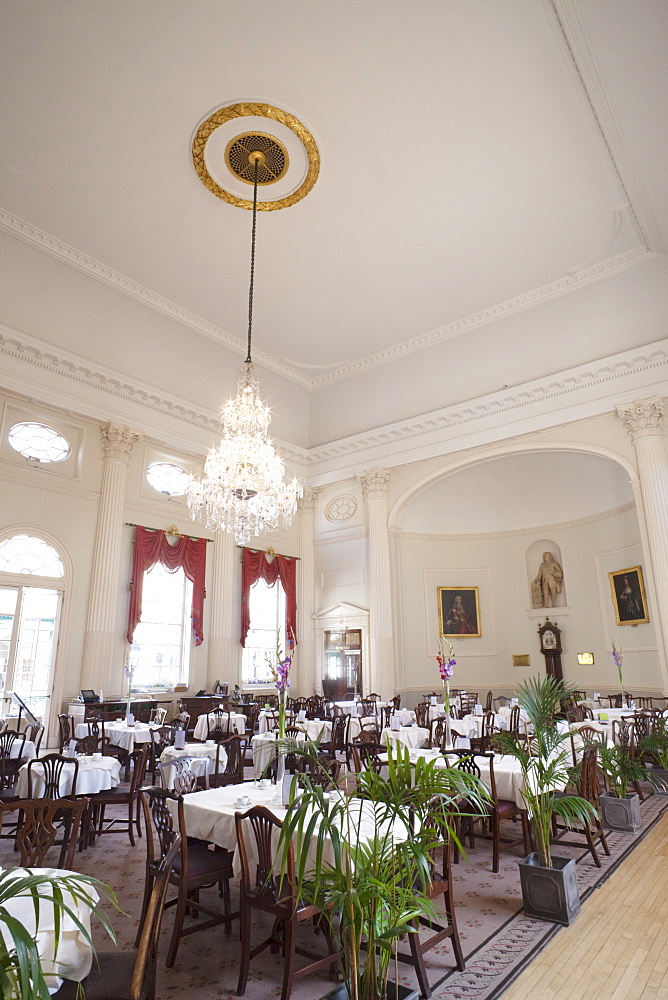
192, 102, 320, 211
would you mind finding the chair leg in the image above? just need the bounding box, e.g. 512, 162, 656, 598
165, 882, 189, 968
407, 923, 432, 998
237, 899, 251, 996
584, 823, 601, 867
280, 916, 297, 1000
491, 812, 500, 874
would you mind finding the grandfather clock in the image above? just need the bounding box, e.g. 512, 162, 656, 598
538, 620, 563, 682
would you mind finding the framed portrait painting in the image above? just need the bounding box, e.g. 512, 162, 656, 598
608, 566, 650, 626
438, 587, 481, 638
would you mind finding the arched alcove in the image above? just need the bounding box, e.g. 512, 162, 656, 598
390, 446, 660, 700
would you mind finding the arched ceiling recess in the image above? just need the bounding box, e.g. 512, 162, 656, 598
391, 444, 637, 535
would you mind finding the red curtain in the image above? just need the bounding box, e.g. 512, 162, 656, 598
240, 546, 297, 647
127, 526, 207, 646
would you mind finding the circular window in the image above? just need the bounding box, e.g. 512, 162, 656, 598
146, 462, 191, 496
8, 422, 71, 463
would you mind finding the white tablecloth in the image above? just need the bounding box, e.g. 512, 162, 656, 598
257, 710, 295, 734
381, 725, 429, 749
459, 713, 509, 737
590, 707, 632, 723
251, 732, 308, 777
16, 756, 122, 797
0, 867, 98, 994
75, 721, 160, 752
5, 738, 37, 760
193, 712, 247, 741
159, 743, 224, 788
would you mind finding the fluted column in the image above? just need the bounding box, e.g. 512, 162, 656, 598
617, 397, 668, 690
207, 530, 238, 689
359, 469, 393, 699
297, 487, 317, 696
81, 424, 142, 693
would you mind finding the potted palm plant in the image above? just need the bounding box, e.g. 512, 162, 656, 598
276, 742, 490, 1000
596, 741, 664, 831
491, 675, 597, 926
0, 868, 116, 998
638, 716, 668, 796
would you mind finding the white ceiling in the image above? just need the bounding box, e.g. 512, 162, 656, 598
401, 451, 634, 533
0, 0, 666, 447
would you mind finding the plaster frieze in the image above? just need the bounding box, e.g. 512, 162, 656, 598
297, 486, 318, 511
0, 467, 99, 502
617, 398, 664, 441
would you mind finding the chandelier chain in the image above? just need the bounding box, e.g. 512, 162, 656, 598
246, 157, 259, 364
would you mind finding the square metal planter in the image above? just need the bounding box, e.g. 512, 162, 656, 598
599, 792, 642, 832
518, 853, 581, 926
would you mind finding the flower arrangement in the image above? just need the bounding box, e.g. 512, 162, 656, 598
437, 636, 456, 717
266, 629, 293, 739
611, 640, 626, 707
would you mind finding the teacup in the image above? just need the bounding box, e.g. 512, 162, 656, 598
206, 739, 215, 746
235, 795, 251, 808
259, 778, 270, 790
92, 752, 102, 759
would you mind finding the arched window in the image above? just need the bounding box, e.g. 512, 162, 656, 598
0, 533, 65, 725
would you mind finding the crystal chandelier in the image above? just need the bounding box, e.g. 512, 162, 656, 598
187, 150, 302, 546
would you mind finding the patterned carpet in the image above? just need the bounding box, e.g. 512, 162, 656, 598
2, 785, 666, 1000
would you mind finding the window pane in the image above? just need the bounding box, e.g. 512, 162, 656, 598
242, 579, 286, 686
0, 536, 64, 577
146, 462, 190, 496
131, 563, 192, 688
8, 422, 70, 463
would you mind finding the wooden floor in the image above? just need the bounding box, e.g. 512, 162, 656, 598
502, 812, 668, 1000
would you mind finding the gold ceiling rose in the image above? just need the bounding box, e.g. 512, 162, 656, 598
192, 102, 320, 211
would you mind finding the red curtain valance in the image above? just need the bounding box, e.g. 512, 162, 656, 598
127, 526, 207, 646
241, 546, 297, 648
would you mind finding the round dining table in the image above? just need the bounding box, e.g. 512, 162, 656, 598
0, 866, 98, 994
15, 755, 122, 798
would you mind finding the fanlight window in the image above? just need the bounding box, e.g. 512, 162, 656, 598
146, 462, 190, 496
8, 422, 71, 463
0, 536, 64, 578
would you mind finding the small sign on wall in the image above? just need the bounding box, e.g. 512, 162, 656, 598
512, 654, 530, 667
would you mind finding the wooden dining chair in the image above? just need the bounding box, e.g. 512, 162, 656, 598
88, 743, 149, 846
2, 796, 89, 870
53, 834, 181, 1000
138, 786, 237, 968
451, 750, 531, 873
396, 799, 465, 996
235, 805, 341, 1000
27, 753, 78, 799
24, 721, 45, 754
551, 744, 610, 867
157, 755, 205, 793
0, 730, 27, 795
319, 713, 349, 763
148, 725, 175, 782
414, 702, 430, 729
58, 713, 75, 753
71, 733, 111, 756
210, 734, 245, 786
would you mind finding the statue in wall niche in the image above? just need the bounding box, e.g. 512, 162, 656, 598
533, 551, 564, 608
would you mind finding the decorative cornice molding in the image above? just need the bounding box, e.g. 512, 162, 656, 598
0, 323, 308, 466
305, 246, 655, 386
393, 500, 636, 541
0, 208, 657, 387
0, 467, 99, 502
617, 397, 664, 441
0, 209, 312, 389
551, 0, 663, 254
307, 343, 668, 467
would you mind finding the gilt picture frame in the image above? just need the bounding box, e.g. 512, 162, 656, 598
608, 565, 649, 626
438, 586, 481, 638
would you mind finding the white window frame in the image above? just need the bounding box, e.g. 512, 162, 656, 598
241, 577, 287, 689
129, 562, 194, 691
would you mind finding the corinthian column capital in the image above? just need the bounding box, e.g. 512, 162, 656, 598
617, 397, 664, 442
100, 423, 143, 462
359, 468, 390, 499
298, 486, 318, 511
